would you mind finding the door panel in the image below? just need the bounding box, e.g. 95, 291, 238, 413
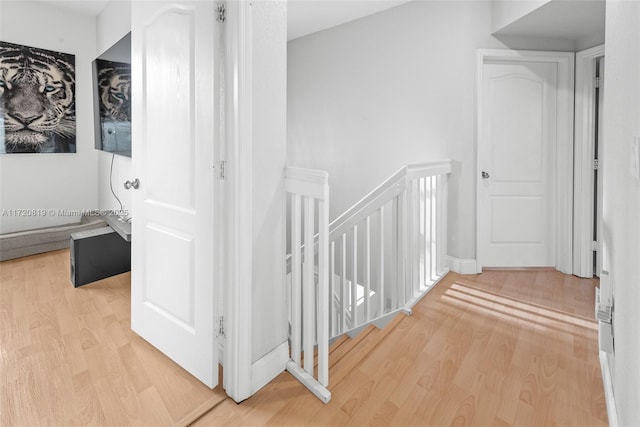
143, 10, 196, 209
491, 196, 544, 243
490, 75, 545, 183
131, 0, 217, 388
479, 60, 557, 267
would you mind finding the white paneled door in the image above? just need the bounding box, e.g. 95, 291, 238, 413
131, 1, 217, 387
478, 58, 560, 268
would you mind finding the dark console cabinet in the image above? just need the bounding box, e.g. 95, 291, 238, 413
70, 227, 131, 287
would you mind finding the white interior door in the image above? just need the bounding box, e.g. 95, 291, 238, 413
131, 0, 217, 387
478, 59, 558, 268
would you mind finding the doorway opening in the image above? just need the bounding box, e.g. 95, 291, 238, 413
476, 49, 575, 273
573, 45, 605, 279
593, 57, 604, 277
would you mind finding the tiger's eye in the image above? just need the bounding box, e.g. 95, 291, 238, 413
44, 85, 56, 93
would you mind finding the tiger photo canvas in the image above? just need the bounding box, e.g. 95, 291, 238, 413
0, 41, 76, 154
94, 59, 131, 156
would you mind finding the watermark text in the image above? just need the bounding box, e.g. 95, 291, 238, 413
1, 209, 129, 217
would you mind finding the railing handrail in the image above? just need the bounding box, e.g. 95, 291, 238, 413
330, 160, 452, 240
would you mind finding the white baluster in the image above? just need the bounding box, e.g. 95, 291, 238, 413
291, 193, 302, 365
431, 176, 437, 280
330, 241, 336, 336
390, 193, 405, 310
318, 196, 329, 387
420, 177, 426, 292
400, 186, 406, 304
365, 216, 371, 322
303, 196, 315, 375
411, 179, 419, 297
341, 233, 347, 333
437, 173, 448, 276
424, 176, 431, 285
351, 225, 358, 328
379, 206, 385, 317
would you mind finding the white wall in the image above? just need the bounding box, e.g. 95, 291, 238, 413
96, 1, 133, 217
0, 1, 98, 233
250, 0, 288, 364
288, 1, 505, 260
601, 1, 640, 425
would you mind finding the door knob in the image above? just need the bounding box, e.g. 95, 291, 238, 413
481, 171, 490, 179
124, 178, 140, 190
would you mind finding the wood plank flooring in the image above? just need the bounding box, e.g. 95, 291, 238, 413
1, 249, 607, 426
0, 249, 226, 426
195, 269, 607, 426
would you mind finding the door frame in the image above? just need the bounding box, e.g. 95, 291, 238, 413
476, 49, 575, 274
222, 0, 253, 402
573, 45, 605, 278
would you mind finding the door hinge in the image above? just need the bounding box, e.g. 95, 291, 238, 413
593, 158, 599, 170
595, 76, 601, 88
592, 240, 599, 251
214, 160, 226, 180
218, 316, 225, 338
216, 2, 226, 22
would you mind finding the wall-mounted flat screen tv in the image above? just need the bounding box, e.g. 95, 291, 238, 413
93, 33, 131, 157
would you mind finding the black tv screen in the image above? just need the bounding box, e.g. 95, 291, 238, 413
93, 33, 131, 157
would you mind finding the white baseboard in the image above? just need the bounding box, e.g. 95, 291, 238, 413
599, 351, 619, 427
251, 341, 289, 395
447, 256, 478, 275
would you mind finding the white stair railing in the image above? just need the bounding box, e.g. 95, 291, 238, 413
328, 160, 451, 338
285, 167, 331, 403
285, 160, 451, 403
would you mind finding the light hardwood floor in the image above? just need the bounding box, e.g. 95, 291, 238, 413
1, 249, 607, 426
194, 269, 607, 426
0, 249, 226, 426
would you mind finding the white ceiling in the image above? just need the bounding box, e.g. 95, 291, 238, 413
288, 0, 411, 40
40, 0, 410, 41
494, 0, 605, 42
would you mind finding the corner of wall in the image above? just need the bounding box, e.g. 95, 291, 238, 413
96, 1, 133, 214
491, 0, 551, 34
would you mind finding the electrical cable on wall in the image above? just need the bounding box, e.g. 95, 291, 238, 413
110, 153, 124, 212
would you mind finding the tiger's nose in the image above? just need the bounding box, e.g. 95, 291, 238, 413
11, 111, 40, 125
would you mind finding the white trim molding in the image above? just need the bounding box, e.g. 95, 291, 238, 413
574, 45, 605, 278
223, 0, 254, 403
251, 341, 289, 395
447, 256, 478, 275
476, 49, 575, 274
599, 351, 619, 427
